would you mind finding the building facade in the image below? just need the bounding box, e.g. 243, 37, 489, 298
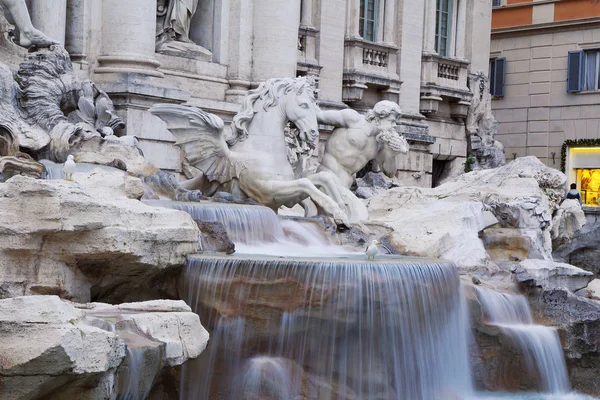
5, 0, 493, 187
491, 0, 600, 206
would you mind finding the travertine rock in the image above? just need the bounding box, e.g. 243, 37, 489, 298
515, 259, 594, 293
366, 157, 564, 267
553, 222, 600, 278
0, 172, 200, 303
551, 199, 586, 249
0, 296, 208, 400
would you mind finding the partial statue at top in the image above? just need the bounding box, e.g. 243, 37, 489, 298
0, 0, 57, 47
156, 0, 211, 59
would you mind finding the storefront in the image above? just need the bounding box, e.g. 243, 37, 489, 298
565, 147, 600, 207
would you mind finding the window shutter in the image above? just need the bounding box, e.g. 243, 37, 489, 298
492, 57, 506, 97
567, 50, 584, 93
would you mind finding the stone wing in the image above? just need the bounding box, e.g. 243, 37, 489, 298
150, 104, 242, 184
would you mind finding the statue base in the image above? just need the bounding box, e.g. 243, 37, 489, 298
156, 39, 212, 61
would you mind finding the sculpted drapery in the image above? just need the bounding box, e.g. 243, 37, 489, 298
162, 0, 198, 43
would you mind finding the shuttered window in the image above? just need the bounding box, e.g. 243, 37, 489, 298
567, 50, 584, 93
359, 0, 379, 42
489, 57, 506, 97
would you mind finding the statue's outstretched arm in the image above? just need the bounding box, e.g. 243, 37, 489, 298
317, 108, 362, 128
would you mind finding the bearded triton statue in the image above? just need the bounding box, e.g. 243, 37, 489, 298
294, 101, 409, 222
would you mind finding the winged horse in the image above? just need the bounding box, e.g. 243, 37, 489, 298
149, 77, 350, 226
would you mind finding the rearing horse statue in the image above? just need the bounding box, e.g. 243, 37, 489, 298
149, 77, 350, 225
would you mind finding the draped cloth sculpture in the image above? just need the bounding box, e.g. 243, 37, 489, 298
156, 0, 211, 59
159, 0, 198, 44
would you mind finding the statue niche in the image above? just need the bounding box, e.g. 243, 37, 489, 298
155, 0, 212, 60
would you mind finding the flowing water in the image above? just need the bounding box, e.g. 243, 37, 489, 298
146, 200, 357, 256
181, 254, 473, 400
475, 287, 570, 394
142, 200, 596, 400
118, 346, 145, 400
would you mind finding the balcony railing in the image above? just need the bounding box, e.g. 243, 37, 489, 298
342, 38, 400, 103
421, 54, 469, 95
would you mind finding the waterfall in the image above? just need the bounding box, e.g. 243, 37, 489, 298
475, 287, 570, 394
180, 255, 473, 400
117, 346, 145, 400
147, 200, 356, 256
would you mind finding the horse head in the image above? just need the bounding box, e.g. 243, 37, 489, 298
280, 77, 319, 149
230, 77, 319, 148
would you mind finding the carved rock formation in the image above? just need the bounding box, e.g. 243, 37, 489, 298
366, 157, 566, 268
0, 295, 208, 400
0, 171, 200, 303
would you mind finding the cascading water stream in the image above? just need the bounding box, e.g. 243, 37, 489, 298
146, 200, 356, 256
475, 287, 570, 394
118, 346, 145, 400
181, 255, 473, 400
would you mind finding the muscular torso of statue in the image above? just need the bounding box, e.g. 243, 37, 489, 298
319, 122, 378, 189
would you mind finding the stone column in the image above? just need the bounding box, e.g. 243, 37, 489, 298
346, 0, 361, 39
251, 0, 300, 81
29, 0, 67, 45
383, 0, 396, 45
422, 0, 437, 54
398, 0, 425, 115
455, 0, 467, 59
301, 0, 313, 27
95, 0, 162, 78
226, 0, 253, 102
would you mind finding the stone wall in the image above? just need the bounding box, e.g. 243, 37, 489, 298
492, 24, 600, 168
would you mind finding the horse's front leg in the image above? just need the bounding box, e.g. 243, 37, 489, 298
262, 178, 350, 226
306, 171, 346, 209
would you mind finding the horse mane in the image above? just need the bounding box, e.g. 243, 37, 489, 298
229, 76, 316, 146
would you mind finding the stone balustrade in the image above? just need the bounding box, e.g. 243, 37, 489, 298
437, 62, 460, 80
363, 47, 388, 68
342, 38, 400, 103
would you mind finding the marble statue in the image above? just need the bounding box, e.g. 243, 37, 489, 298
0, 46, 154, 177
158, 0, 198, 44
317, 100, 409, 189
156, 0, 211, 59
294, 100, 409, 222
0, 0, 57, 47
150, 77, 351, 226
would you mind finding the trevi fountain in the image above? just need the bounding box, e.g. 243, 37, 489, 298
1, 1, 600, 400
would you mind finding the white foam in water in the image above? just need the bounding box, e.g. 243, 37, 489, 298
475, 287, 570, 394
